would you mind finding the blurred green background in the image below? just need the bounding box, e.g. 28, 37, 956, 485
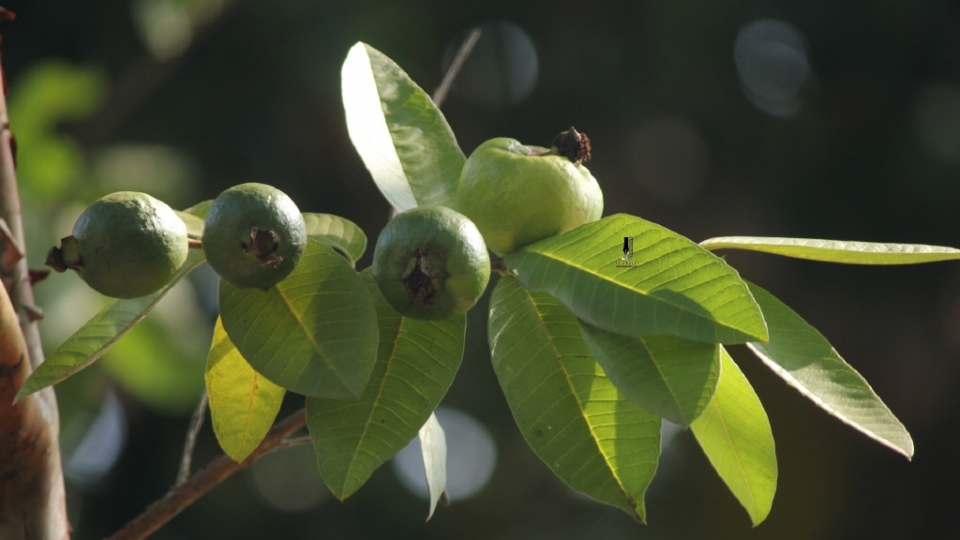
6, 0, 960, 538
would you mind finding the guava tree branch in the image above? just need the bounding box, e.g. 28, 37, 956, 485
106, 407, 307, 540
0, 12, 72, 538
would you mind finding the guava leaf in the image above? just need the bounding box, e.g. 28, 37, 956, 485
306, 269, 464, 499
578, 321, 719, 426
691, 347, 777, 527
175, 210, 205, 238
182, 199, 212, 219
341, 41, 465, 212
419, 412, 448, 521
206, 317, 285, 462
489, 275, 661, 522
15, 249, 206, 402
701, 236, 960, 264
504, 214, 769, 344
302, 212, 367, 265
745, 282, 914, 458
219, 239, 378, 399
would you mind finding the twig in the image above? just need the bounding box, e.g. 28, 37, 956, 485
432, 27, 482, 108
273, 435, 312, 450
106, 407, 307, 540
175, 390, 208, 486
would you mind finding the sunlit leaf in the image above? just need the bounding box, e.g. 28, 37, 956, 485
15, 249, 205, 402
489, 275, 661, 522
341, 42, 464, 212
420, 412, 448, 521
206, 317, 285, 462
219, 239, 378, 399
307, 269, 464, 499
505, 214, 768, 344
700, 236, 960, 264
302, 212, 367, 265
579, 321, 719, 426
691, 347, 777, 526
746, 282, 914, 458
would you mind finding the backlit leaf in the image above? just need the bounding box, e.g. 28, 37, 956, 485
746, 282, 913, 458
420, 412, 448, 521
206, 317, 285, 462
16, 249, 205, 402
579, 321, 719, 426
489, 275, 661, 522
220, 239, 378, 399
701, 236, 960, 264
505, 214, 768, 344
691, 347, 777, 526
307, 269, 464, 499
341, 42, 464, 212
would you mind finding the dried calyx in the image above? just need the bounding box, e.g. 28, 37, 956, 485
552, 126, 592, 164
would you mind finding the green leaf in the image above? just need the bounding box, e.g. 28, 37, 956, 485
182, 199, 213, 219
306, 268, 464, 499
302, 212, 367, 265
206, 317, 285, 462
175, 210, 205, 238
177, 199, 212, 238
691, 347, 777, 527
578, 321, 719, 426
745, 282, 914, 458
419, 412, 448, 522
15, 249, 205, 402
341, 42, 465, 212
701, 236, 960, 264
220, 239, 379, 399
505, 214, 768, 344
489, 275, 661, 522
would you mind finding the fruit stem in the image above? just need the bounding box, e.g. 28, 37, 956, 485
187, 238, 203, 250
490, 256, 513, 276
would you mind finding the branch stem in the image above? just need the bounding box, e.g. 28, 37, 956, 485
106, 407, 307, 540
176, 391, 208, 486
432, 27, 482, 108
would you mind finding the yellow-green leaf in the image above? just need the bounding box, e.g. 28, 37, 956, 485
206, 317, 285, 462
691, 347, 777, 526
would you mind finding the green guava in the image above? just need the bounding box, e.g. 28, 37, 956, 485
455, 127, 604, 256
202, 183, 307, 290
372, 206, 491, 320
45, 191, 189, 299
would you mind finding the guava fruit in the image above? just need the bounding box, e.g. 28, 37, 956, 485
455, 127, 603, 256
202, 183, 307, 290
372, 206, 490, 320
45, 191, 189, 298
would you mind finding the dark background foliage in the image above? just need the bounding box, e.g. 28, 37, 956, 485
5, 0, 960, 538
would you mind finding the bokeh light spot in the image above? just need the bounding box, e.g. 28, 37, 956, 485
734, 19, 810, 118
443, 21, 539, 109
250, 442, 328, 513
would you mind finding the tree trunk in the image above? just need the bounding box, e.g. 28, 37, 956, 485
0, 39, 72, 540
